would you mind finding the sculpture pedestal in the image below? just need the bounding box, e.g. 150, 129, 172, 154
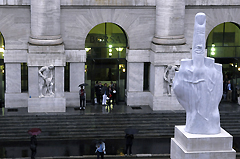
28, 97, 66, 113
171, 125, 236, 159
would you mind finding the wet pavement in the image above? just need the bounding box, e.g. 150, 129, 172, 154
0, 101, 240, 158
0, 138, 170, 158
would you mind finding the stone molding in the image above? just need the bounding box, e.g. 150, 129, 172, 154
4, 50, 28, 63
65, 50, 86, 63
29, 35, 63, 46
152, 36, 186, 45
126, 49, 150, 62
0, 0, 240, 6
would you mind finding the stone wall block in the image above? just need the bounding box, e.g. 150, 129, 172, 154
5, 63, 21, 93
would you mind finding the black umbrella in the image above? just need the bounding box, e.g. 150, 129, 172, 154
124, 128, 139, 134
78, 83, 88, 87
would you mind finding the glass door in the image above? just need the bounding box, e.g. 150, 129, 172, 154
85, 58, 126, 104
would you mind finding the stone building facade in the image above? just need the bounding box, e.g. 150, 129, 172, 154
1, 0, 240, 112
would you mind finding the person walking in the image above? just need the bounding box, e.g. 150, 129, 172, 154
102, 83, 108, 106
30, 135, 37, 159
227, 80, 232, 102
125, 134, 134, 155
95, 140, 105, 159
79, 86, 86, 110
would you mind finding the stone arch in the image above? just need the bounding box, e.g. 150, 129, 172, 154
84, 22, 129, 49
62, 8, 155, 49
205, 8, 240, 39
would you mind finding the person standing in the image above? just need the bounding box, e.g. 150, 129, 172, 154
95, 141, 105, 159
125, 134, 134, 155
227, 80, 232, 102
102, 83, 108, 106
112, 83, 117, 105
30, 135, 37, 159
79, 86, 86, 110
96, 82, 103, 105
94, 81, 99, 104
107, 86, 113, 105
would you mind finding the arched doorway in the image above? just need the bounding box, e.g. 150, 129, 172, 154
207, 22, 240, 102
85, 23, 128, 104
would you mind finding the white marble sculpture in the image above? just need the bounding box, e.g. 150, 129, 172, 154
164, 65, 179, 96
173, 13, 222, 134
39, 64, 54, 98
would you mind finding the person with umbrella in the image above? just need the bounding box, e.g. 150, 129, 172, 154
28, 128, 41, 159
125, 134, 134, 156
79, 85, 86, 110
30, 135, 37, 159
124, 128, 138, 156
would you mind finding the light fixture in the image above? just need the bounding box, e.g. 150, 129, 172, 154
85, 48, 91, 52
211, 48, 215, 52
109, 53, 112, 56
109, 45, 112, 48
109, 49, 112, 52
210, 44, 215, 56
123, 68, 126, 72
0, 48, 4, 52
235, 64, 238, 68
230, 63, 234, 66
116, 48, 123, 52
238, 67, 240, 71
119, 64, 123, 69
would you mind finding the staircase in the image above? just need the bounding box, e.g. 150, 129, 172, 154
0, 110, 238, 141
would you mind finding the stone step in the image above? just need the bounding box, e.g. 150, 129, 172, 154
0, 111, 240, 141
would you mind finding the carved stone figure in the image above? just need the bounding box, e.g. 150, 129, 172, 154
164, 65, 179, 95
39, 64, 54, 98
173, 13, 222, 134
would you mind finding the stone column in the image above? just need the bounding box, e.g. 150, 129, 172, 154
152, 0, 186, 45
150, 0, 189, 111
5, 63, 22, 108
126, 62, 150, 106
29, 0, 62, 46
65, 63, 85, 107
28, 0, 66, 112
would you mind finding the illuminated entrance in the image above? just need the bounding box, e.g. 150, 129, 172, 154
85, 23, 128, 104
207, 22, 240, 102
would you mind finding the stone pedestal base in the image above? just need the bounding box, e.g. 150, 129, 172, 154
152, 95, 183, 110
28, 97, 66, 113
171, 126, 236, 159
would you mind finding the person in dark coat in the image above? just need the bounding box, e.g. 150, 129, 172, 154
96, 82, 103, 104
30, 135, 37, 159
125, 134, 134, 155
79, 86, 86, 110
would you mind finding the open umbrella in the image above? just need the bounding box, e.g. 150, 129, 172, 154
28, 128, 42, 136
78, 83, 88, 87
124, 128, 139, 134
